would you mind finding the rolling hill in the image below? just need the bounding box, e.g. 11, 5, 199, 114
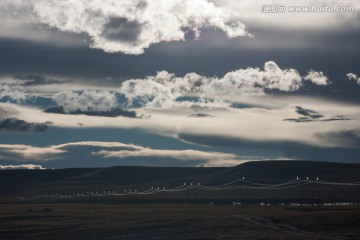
1, 161, 360, 202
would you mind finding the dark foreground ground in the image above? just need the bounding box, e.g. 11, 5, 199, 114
0, 204, 359, 240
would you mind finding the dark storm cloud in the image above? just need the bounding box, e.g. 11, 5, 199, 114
44, 106, 139, 118
238, 23, 360, 53
188, 113, 214, 118
322, 116, 352, 122
0, 117, 53, 132
0, 118, 31, 131
316, 130, 360, 148
230, 102, 257, 109
14, 73, 65, 86
284, 106, 352, 123
0, 27, 357, 76
284, 117, 314, 123
284, 105, 322, 122
177, 133, 360, 163
284, 117, 352, 123
102, 17, 143, 44
294, 106, 323, 119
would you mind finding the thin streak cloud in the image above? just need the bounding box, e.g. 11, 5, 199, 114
0, 141, 247, 167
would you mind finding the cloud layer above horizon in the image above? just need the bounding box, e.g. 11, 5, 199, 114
0, 60, 359, 167
0, 0, 359, 168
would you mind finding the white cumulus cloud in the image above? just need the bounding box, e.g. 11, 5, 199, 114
7, 0, 249, 54
52, 90, 118, 113
44, 62, 329, 111
118, 61, 329, 108
304, 70, 329, 86
0, 84, 28, 103
2, 0, 360, 53
346, 73, 360, 85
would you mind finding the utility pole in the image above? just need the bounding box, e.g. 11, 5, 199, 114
237, 185, 241, 203
161, 187, 165, 201
194, 183, 200, 202
194, 184, 197, 201
312, 179, 315, 206
242, 177, 245, 204
300, 177, 303, 206
186, 182, 189, 203
231, 185, 234, 202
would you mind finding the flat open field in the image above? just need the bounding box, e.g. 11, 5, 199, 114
0, 204, 359, 240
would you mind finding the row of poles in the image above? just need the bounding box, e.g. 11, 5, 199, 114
31, 177, 360, 202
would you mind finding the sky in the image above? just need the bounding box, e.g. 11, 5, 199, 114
0, 0, 359, 169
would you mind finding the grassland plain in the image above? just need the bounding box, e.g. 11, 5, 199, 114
0, 204, 359, 240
